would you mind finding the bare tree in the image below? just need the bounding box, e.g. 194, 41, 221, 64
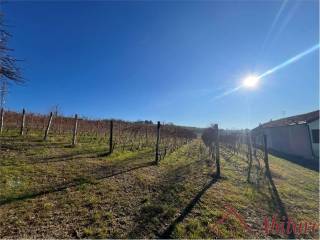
0, 13, 23, 109
0, 13, 22, 83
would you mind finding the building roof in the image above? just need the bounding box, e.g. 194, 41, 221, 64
253, 110, 319, 130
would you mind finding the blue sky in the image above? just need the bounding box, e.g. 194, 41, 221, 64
1, 0, 319, 128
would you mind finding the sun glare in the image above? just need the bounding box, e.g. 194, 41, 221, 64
243, 75, 259, 88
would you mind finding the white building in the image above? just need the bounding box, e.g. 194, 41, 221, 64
252, 110, 319, 162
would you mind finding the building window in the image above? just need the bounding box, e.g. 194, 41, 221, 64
312, 129, 319, 143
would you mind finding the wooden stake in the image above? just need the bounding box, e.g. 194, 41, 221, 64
155, 121, 161, 164
43, 112, 53, 141
252, 135, 257, 159
247, 132, 253, 182
109, 120, 113, 153
20, 108, 26, 136
145, 125, 148, 146
0, 107, 4, 134
263, 134, 271, 177
72, 114, 78, 146
214, 124, 221, 178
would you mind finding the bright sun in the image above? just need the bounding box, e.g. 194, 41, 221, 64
243, 75, 259, 88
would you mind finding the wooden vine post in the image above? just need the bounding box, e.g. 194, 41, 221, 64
20, 108, 26, 136
247, 132, 253, 182
43, 112, 53, 141
214, 124, 221, 178
0, 107, 4, 134
145, 125, 148, 146
263, 134, 271, 178
109, 120, 113, 153
211, 143, 215, 161
252, 135, 257, 158
155, 121, 161, 164
72, 114, 78, 146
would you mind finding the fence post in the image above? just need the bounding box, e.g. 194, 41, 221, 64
252, 135, 257, 158
155, 121, 161, 164
199, 141, 202, 161
145, 125, 148, 146
214, 124, 221, 178
43, 112, 53, 141
263, 134, 271, 178
118, 122, 122, 148
247, 132, 253, 182
72, 114, 78, 146
109, 120, 113, 153
0, 107, 4, 134
20, 108, 26, 136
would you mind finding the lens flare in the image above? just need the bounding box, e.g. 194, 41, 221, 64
257, 44, 319, 80
213, 43, 319, 100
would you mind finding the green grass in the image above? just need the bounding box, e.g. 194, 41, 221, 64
0, 132, 318, 238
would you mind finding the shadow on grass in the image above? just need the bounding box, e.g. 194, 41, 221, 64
0, 155, 155, 206
1, 143, 153, 167
253, 145, 319, 172
222, 145, 295, 238
159, 174, 220, 238
269, 149, 319, 172
0, 148, 111, 167
0, 139, 67, 148
29, 149, 109, 164
28, 147, 153, 165
127, 154, 216, 238
265, 161, 295, 239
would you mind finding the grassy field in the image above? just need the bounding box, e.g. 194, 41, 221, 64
0, 132, 319, 238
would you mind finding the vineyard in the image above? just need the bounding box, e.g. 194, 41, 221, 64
0, 110, 318, 238
0, 109, 197, 161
